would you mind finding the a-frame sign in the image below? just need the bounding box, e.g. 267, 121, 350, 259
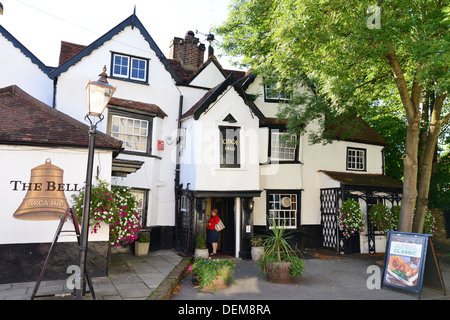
381, 231, 446, 299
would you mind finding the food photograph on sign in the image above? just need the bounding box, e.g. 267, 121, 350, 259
384, 239, 422, 288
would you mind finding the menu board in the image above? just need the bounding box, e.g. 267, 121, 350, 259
382, 231, 446, 299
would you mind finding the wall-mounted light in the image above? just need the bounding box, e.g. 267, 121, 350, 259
244, 198, 254, 215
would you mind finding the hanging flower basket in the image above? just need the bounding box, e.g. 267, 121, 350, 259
71, 180, 142, 247
338, 199, 365, 239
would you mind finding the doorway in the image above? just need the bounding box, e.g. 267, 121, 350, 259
211, 197, 235, 255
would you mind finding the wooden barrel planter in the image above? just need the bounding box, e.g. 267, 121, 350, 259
265, 261, 293, 284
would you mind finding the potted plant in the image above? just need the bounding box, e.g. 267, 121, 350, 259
250, 236, 265, 261
258, 219, 304, 284
194, 234, 209, 259
135, 231, 150, 256
187, 257, 235, 291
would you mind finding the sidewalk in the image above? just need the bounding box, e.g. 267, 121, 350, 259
172, 250, 449, 301
1, 249, 448, 300
0, 250, 190, 300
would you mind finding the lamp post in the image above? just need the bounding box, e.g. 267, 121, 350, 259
76, 66, 116, 300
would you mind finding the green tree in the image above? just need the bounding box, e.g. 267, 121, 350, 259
216, 0, 449, 233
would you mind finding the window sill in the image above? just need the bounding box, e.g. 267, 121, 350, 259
260, 160, 302, 165
109, 76, 149, 86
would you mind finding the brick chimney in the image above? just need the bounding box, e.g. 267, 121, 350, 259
169, 31, 205, 71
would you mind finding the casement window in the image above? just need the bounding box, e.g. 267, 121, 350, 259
267, 191, 300, 229
111, 53, 149, 83
264, 83, 291, 102
347, 147, 366, 171
108, 111, 152, 155
270, 130, 298, 162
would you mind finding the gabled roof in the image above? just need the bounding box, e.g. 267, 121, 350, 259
0, 85, 123, 155
319, 170, 403, 189
0, 24, 52, 74
50, 14, 180, 83
181, 74, 265, 123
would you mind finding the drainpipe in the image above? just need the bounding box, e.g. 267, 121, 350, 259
235, 197, 241, 258
174, 93, 183, 250
52, 77, 58, 109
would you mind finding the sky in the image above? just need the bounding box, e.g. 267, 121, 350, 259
0, 0, 238, 69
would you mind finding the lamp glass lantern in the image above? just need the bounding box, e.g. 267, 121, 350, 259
86, 67, 116, 116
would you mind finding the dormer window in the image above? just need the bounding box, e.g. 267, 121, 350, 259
111, 52, 149, 84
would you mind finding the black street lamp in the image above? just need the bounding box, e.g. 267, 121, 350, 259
76, 66, 116, 300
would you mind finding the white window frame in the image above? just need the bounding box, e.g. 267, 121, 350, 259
112, 53, 148, 83
112, 54, 130, 79
270, 131, 297, 162
111, 115, 149, 153
180, 195, 189, 212
268, 191, 299, 229
347, 147, 366, 171
264, 83, 291, 102
130, 57, 147, 81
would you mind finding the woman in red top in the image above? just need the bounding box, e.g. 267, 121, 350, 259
206, 208, 220, 256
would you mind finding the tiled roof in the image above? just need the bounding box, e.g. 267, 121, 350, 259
325, 113, 387, 146
0, 85, 123, 153
109, 97, 168, 118
58, 41, 86, 66
319, 170, 403, 188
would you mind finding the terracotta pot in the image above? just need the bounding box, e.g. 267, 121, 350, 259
199, 266, 230, 291
265, 261, 293, 284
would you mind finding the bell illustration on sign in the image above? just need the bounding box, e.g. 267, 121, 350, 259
13, 159, 69, 221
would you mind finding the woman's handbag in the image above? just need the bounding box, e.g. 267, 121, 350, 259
215, 219, 225, 231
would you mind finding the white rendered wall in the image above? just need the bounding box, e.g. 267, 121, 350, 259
0, 33, 53, 106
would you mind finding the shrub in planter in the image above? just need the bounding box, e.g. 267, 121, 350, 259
194, 234, 209, 258
250, 236, 265, 261
187, 257, 235, 290
135, 231, 150, 256
258, 219, 304, 283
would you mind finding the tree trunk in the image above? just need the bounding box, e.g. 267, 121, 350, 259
399, 125, 420, 232
413, 93, 448, 233
384, 49, 422, 232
